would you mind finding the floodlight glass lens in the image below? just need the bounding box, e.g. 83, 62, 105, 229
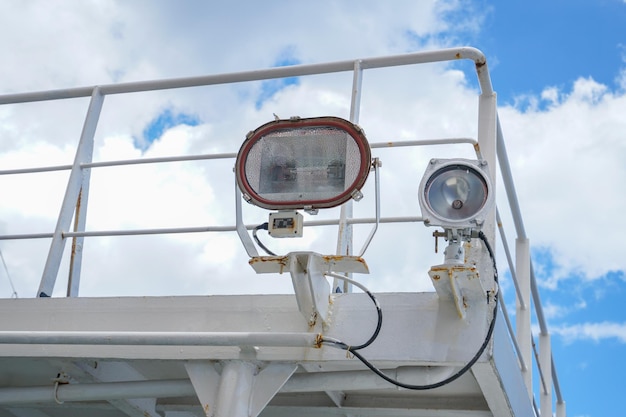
243, 126, 360, 204
425, 165, 488, 221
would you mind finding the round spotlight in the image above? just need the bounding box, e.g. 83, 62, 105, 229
418, 159, 494, 230
235, 116, 372, 210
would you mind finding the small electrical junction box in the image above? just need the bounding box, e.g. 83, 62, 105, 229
268, 211, 303, 238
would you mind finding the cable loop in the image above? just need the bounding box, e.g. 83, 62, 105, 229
53, 381, 64, 404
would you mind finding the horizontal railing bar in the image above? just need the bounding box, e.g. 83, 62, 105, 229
0, 216, 425, 241
0, 138, 477, 176
0, 47, 491, 106
0, 164, 73, 175
85, 152, 238, 168
0, 330, 320, 347
370, 138, 477, 149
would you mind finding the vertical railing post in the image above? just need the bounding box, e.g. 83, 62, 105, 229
540, 332, 552, 416
66, 182, 89, 296
37, 87, 104, 297
516, 237, 532, 398
335, 60, 363, 293
474, 92, 497, 296
476, 92, 497, 244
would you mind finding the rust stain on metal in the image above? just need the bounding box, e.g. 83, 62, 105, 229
473, 142, 481, 154
314, 333, 323, 348
248, 256, 288, 274
455, 52, 462, 59
322, 255, 344, 263
432, 274, 441, 281
203, 403, 210, 416
430, 265, 477, 275
322, 255, 367, 265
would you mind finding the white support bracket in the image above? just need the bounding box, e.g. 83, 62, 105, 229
429, 263, 487, 320
185, 361, 297, 417
249, 252, 369, 326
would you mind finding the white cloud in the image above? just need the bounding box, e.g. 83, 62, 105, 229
553, 322, 626, 344
543, 299, 587, 320
497, 77, 626, 284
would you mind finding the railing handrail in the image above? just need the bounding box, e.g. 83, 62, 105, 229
0, 47, 492, 106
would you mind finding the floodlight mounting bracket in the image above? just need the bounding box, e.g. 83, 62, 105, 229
249, 252, 369, 326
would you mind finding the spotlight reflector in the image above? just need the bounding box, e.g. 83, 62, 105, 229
235, 116, 371, 210
419, 159, 494, 230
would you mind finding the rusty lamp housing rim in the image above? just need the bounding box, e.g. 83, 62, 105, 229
418, 158, 494, 230
235, 116, 372, 210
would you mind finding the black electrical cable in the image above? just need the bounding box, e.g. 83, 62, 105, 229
323, 230, 499, 390
252, 223, 277, 256
322, 277, 383, 351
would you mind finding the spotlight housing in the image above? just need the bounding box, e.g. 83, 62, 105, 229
418, 158, 494, 231
235, 116, 371, 210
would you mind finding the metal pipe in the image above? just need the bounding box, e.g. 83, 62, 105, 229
532, 336, 548, 396
552, 354, 565, 404
0, 47, 491, 106
496, 117, 527, 239
516, 237, 532, 398
38, 87, 104, 298
358, 159, 381, 257
0, 366, 458, 405
0, 216, 425, 241
539, 333, 552, 417
370, 137, 477, 149
0, 138, 477, 177
86, 152, 238, 168
0, 331, 320, 347
215, 361, 256, 417
0, 379, 194, 405
64, 225, 239, 238
496, 209, 526, 308
499, 297, 528, 372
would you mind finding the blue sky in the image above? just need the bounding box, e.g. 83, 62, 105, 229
468, 0, 626, 104
0, 1, 625, 416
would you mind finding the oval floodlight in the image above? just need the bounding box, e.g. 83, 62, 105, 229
418, 159, 494, 230
235, 116, 372, 210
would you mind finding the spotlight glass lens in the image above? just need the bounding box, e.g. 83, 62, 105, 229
425, 165, 488, 221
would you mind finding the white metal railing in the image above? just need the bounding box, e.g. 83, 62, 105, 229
0, 47, 564, 416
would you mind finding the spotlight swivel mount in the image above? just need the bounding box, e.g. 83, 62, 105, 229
419, 158, 496, 320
